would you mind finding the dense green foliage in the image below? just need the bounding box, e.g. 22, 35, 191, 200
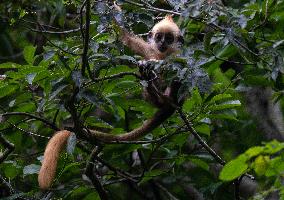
0, 0, 283, 199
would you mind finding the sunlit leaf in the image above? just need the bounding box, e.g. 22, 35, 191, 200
23, 46, 36, 65
219, 156, 248, 181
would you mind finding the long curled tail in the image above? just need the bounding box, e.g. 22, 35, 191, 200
38, 130, 71, 190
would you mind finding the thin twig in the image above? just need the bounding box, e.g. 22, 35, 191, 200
125, 0, 181, 16
31, 27, 82, 34
85, 147, 109, 200
52, 109, 60, 124
178, 108, 226, 165
251, 0, 271, 30
153, 182, 179, 200
21, 19, 60, 30
124, 0, 222, 30
211, 52, 256, 66
95, 156, 139, 182
80, 0, 87, 41
84, 72, 140, 88
1, 112, 59, 131
0, 174, 15, 194
81, 0, 91, 76
0, 135, 15, 163
35, 23, 80, 56
178, 108, 255, 200
105, 129, 185, 144
7, 121, 50, 139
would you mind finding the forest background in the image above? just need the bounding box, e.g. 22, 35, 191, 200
0, 0, 283, 199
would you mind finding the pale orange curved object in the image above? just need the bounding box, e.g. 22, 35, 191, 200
38, 130, 71, 190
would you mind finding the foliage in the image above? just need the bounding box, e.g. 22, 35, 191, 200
220, 140, 284, 199
0, 0, 284, 199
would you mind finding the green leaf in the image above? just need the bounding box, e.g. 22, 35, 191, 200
210, 100, 241, 111
210, 94, 232, 103
244, 146, 264, 158
172, 134, 189, 147
140, 169, 167, 184
265, 157, 284, 177
204, 32, 214, 51
190, 157, 210, 171
23, 46, 36, 65
183, 88, 202, 112
0, 62, 20, 69
115, 55, 137, 63
67, 132, 77, 155
253, 155, 270, 176
244, 75, 271, 86
209, 114, 237, 121
103, 144, 141, 160
49, 84, 68, 100
62, 162, 81, 174
0, 83, 18, 99
65, 186, 94, 199
23, 164, 41, 176
195, 124, 210, 136
263, 140, 284, 154
215, 44, 237, 59
84, 192, 100, 200
219, 156, 248, 181
2, 161, 21, 179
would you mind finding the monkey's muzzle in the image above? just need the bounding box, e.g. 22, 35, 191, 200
158, 44, 168, 52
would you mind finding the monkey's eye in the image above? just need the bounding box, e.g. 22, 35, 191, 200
178, 36, 184, 44
165, 33, 174, 44
155, 32, 163, 42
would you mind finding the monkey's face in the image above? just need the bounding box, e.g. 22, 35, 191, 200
149, 31, 184, 53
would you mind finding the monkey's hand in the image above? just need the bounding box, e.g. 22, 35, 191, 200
138, 59, 162, 81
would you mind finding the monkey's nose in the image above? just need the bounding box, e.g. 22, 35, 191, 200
158, 44, 167, 52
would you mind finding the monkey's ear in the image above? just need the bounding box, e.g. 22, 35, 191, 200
178, 36, 184, 44
164, 15, 174, 22
147, 31, 153, 41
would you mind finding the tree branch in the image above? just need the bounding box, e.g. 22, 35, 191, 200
88, 104, 176, 141
31, 27, 83, 34
0, 135, 15, 163
1, 112, 59, 131
178, 108, 255, 200
85, 147, 109, 200
95, 156, 139, 182
81, 0, 91, 76
34, 23, 80, 56
153, 181, 179, 200
178, 108, 226, 165
84, 72, 140, 88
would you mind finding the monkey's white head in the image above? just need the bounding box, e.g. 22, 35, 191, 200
148, 15, 184, 55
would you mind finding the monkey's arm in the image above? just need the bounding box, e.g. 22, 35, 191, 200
119, 29, 155, 59
113, 2, 157, 59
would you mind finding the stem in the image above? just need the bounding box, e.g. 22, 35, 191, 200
81, 0, 91, 76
